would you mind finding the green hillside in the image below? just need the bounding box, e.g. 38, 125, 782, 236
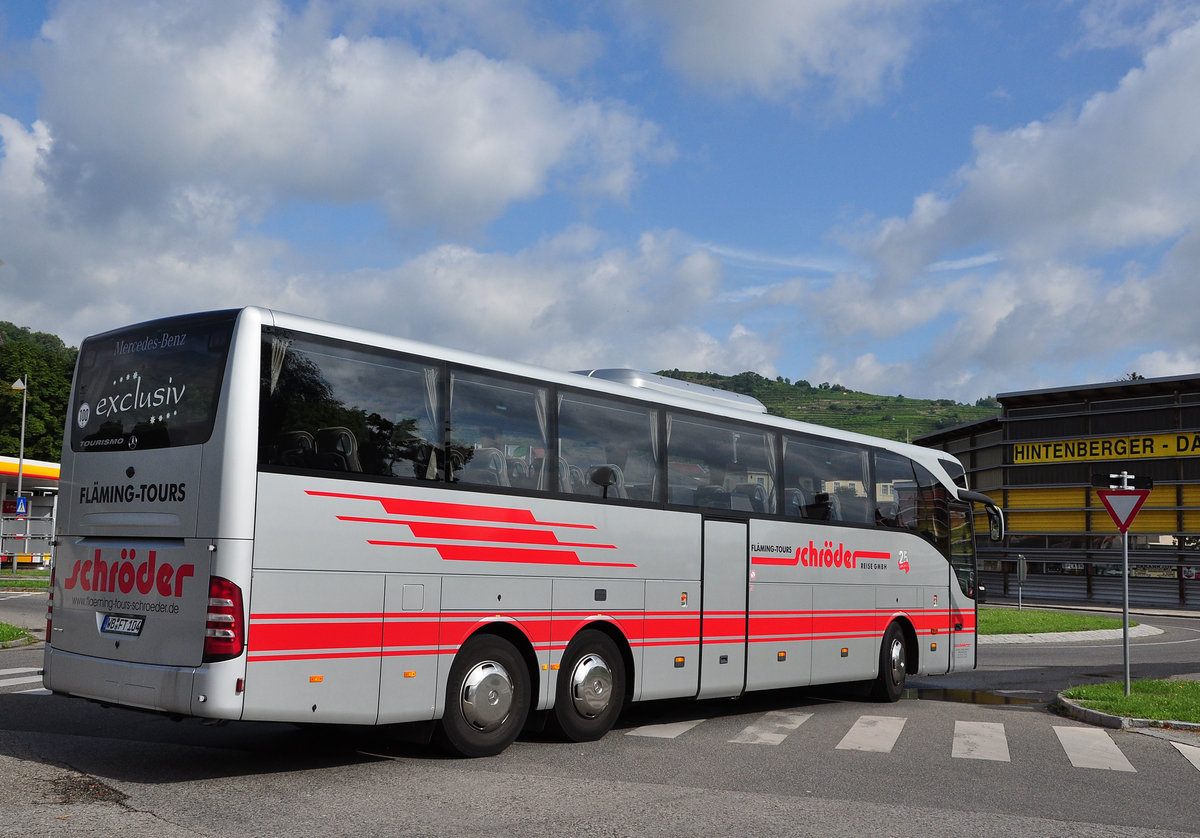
658, 370, 1000, 443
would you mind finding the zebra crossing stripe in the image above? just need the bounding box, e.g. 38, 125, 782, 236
729, 710, 813, 745
0, 675, 44, 689
625, 719, 706, 739
0, 667, 43, 690
1172, 741, 1200, 771
836, 715, 906, 753
1053, 726, 1136, 772
952, 720, 1010, 762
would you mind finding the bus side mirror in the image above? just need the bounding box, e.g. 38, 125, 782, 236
986, 505, 1004, 542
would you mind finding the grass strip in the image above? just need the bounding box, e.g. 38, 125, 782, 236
0, 572, 50, 591
979, 607, 1130, 635
1063, 680, 1200, 724
0, 622, 34, 645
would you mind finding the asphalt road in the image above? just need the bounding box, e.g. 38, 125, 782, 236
1, 599, 1198, 837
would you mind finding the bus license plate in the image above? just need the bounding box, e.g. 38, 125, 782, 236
101, 615, 144, 636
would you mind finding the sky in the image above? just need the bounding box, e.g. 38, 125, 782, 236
2, 0, 1200, 403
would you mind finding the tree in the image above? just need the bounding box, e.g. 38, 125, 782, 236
0, 330, 77, 462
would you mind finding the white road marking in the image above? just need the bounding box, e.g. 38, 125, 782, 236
835, 715, 906, 753
625, 719, 706, 739
1171, 741, 1200, 772
952, 720, 1010, 762
1054, 726, 1136, 772
729, 710, 813, 745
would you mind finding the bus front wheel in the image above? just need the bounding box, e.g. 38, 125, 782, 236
437, 634, 531, 757
551, 630, 625, 742
870, 622, 908, 702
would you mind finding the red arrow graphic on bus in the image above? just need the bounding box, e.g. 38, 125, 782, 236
306, 490, 635, 568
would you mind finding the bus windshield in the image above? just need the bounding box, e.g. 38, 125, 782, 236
70, 310, 237, 452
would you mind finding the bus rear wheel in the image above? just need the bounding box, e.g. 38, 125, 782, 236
870, 622, 908, 702
551, 630, 625, 742
437, 634, 531, 757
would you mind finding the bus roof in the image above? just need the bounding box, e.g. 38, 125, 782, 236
573, 369, 768, 414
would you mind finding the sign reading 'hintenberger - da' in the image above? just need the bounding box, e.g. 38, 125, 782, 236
1013, 432, 1200, 464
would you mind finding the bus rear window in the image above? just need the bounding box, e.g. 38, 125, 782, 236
70, 311, 236, 452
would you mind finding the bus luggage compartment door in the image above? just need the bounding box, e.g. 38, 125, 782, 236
697, 519, 748, 700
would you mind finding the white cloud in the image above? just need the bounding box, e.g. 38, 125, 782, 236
1072, 0, 1200, 51
639, 0, 930, 107
822, 14, 1200, 400
809, 352, 914, 394
310, 229, 777, 376
31, 0, 671, 233
871, 18, 1200, 277
356, 0, 607, 78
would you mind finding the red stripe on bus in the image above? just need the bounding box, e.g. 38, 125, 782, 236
252, 612, 385, 621
249, 620, 383, 652
245, 606, 971, 661
248, 648, 384, 657
306, 490, 595, 529
356, 518, 618, 550
367, 541, 637, 568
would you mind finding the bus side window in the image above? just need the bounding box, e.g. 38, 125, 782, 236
668, 415, 776, 514
259, 330, 442, 481
783, 435, 872, 524
557, 392, 658, 501
449, 371, 548, 490
874, 451, 917, 529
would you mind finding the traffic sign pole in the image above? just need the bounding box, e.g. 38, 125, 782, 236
1096, 474, 1150, 696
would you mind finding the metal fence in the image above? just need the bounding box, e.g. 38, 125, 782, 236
982, 567, 1200, 610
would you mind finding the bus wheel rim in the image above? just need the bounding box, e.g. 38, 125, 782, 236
888, 637, 906, 685
459, 660, 514, 732
569, 653, 613, 718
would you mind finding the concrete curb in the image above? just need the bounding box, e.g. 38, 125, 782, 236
1054, 692, 1200, 742
980, 623, 1163, 644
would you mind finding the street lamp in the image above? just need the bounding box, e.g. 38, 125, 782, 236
9, 376, 26, 575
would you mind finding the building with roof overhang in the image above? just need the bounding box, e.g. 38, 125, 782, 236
916, 373, 1200, 610
1, 454, 59, 567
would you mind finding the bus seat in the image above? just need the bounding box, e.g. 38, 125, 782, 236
694, 486, 731, 509
785, 488, 807, 517
586, 464, 626, 498
529, 457, 574, 492
805, 492, 837, 520
316, 427, 363, 472
733, 483, 766, 513
278, 430, 315, 467
568, 464, 585, 492
468, 447, 508, 486
507, 458, 531, 487
460, 468, 500, 486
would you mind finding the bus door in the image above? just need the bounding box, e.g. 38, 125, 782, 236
947, 502, 978, 671
698, 519, 748, 699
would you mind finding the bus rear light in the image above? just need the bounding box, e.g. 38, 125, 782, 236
46, 567, 55, 639
203, 576, 244, 663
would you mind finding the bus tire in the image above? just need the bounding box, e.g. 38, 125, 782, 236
870, 622, 908, 702
551, 630, 625, 742
437, 634, 531, 758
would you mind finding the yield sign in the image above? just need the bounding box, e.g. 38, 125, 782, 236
1096, 489, 1150, 534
